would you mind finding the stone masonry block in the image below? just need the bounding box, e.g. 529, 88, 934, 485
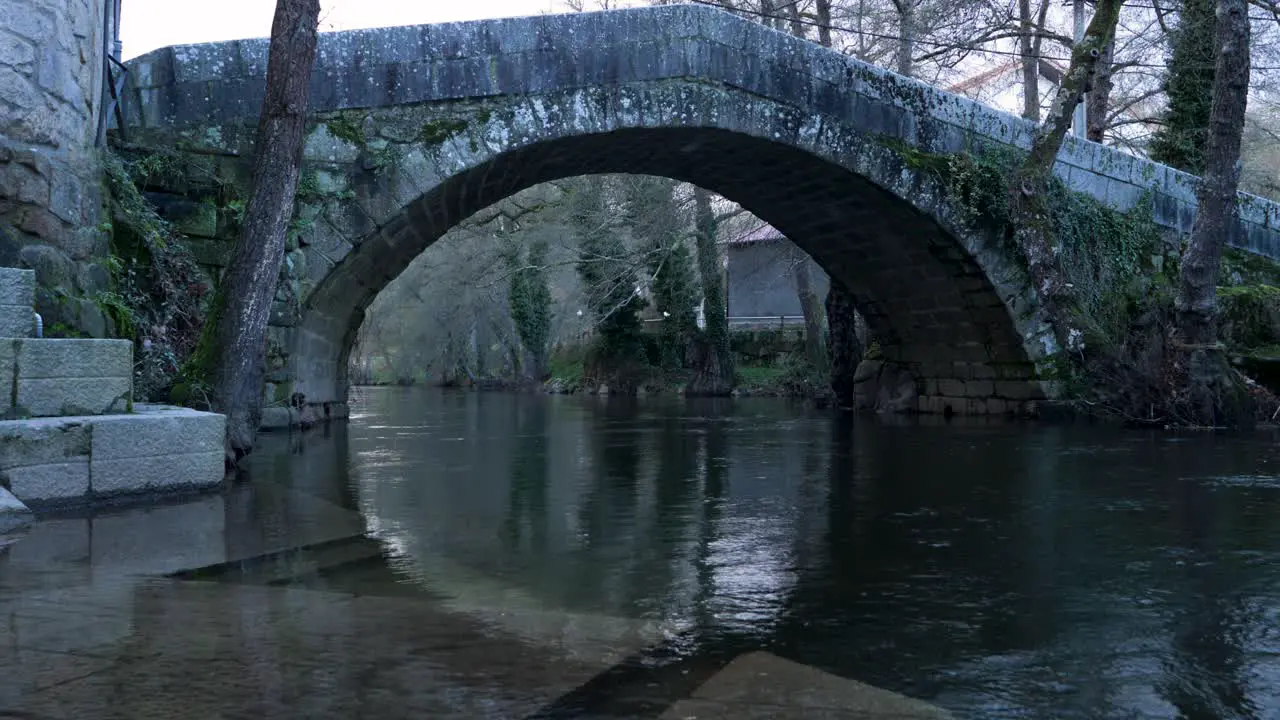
7, 459, 90, 503
0, 339, 132, 417
0, 267, 34, 306
0, 306, 32, 338
0, 417, 91, 470
17, 377, 131, 417
89, 410, 224, 462
15, 338, 131, 379
964, 380, 994, 397
994, 380, 1038, 400
0, 406, 225, 505
91, 451, 224, 496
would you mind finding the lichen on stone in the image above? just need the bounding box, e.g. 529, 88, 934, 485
419, 118, 469, 146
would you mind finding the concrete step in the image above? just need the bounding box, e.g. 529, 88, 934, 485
0, 268, 35, 339
0, 404, 226, 509
1, 338, 133, 418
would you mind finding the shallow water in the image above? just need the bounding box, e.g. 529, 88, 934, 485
6, 386, 1280, 718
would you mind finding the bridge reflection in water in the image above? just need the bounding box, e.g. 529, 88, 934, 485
2, 386, 1280, 718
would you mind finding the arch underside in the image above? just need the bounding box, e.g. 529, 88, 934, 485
298, 126, 1045, 416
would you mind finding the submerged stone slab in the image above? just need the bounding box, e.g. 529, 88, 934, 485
0, 405, 226, 507
0, 486, 34, 535
661, 651, 952, 719
0, 338, 132, 418
259, 405, 301, 431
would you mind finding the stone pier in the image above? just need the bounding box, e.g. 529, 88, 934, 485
0, 0, 114, 336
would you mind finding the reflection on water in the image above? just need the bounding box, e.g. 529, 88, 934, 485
245, 386, 1280, 719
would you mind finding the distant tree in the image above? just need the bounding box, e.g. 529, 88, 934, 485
629, 176, 699, 369
572, 179, 647, 362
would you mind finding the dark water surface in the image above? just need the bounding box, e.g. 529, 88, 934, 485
231, 386, 1280, 719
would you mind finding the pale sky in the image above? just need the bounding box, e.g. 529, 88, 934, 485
120, 0, 584, 60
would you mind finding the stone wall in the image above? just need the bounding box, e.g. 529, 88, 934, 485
726, 240, 830, 321
0, 0, 111, 336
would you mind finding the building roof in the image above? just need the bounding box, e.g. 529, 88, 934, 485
945, 58, 1066, 96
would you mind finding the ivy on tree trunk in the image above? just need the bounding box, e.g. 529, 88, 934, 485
205, 0, 320, 464
1149, 0, 1218, 174
688, 187, 734, 396
1007, 0, 1124, 354
1174, 0, 1253, 426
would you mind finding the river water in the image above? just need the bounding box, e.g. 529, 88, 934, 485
9, 386, 1280, 717
226, 386, 1280, 718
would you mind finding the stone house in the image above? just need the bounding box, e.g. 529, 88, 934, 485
722, 223, 828, 328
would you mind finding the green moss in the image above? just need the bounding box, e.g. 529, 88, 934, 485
272, 381, 294, 403
1221, 247, 1280, 286
1218, 283, 1280, 351
295, 168, 322, 203
548, 346, 586, 385
735, 365, 785, 385
326, 115, 365, 146
475, 109, 492, 124
420, 118, 469, 146
179, 283, 224, 396
92, 291, 136, 340
876, 138, 1168, 354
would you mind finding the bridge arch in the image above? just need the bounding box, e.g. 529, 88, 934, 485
292, 80, 1050, 415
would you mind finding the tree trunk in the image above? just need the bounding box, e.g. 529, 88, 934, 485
1087, 39, 1116, 143
1174, 0, 1253, 426
815, 0, 832, 47
1018, 0, 1040, 121
1007, 0, 1123, 354
808, 0, 860, 401
825, 280, 862, 409
206, 0, 320, 464
789, 244, 826, 371
894, 0, 915, 76
687, 188, 734, 396
784, 0, 806, 38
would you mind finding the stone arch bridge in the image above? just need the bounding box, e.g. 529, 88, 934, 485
121, 4, 1280, 423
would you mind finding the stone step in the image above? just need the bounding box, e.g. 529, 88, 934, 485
0, 404, 226, 508
0, 268, 35, 339
1, 338, 133, 418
